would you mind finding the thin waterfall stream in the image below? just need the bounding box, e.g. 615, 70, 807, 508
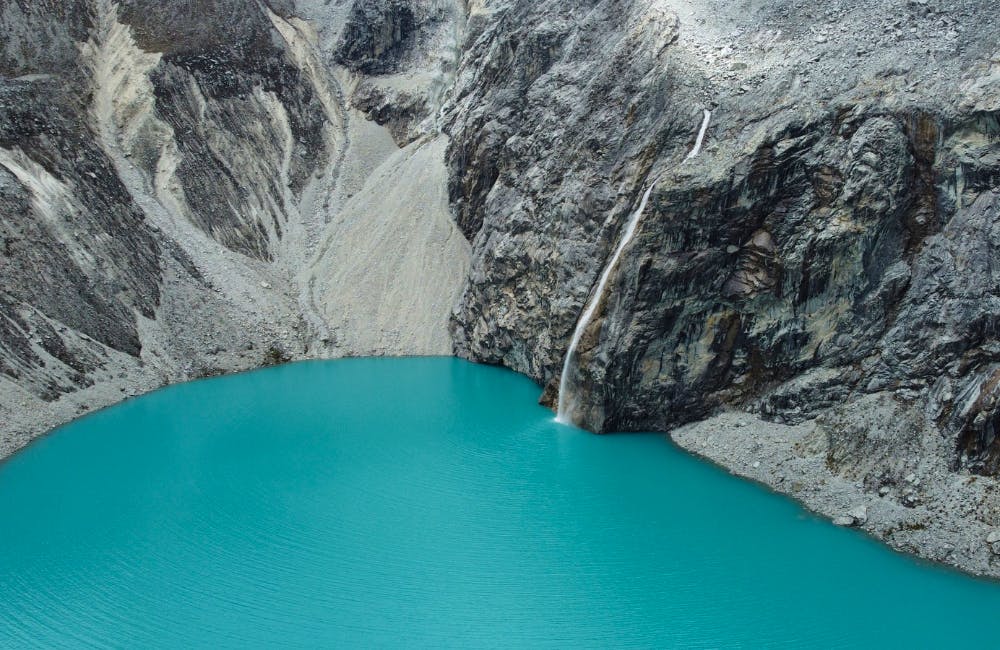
556, 109, 712, 426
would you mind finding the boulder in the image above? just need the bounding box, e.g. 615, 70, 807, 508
848, 505, 869, 525
987, 530, 1000, 555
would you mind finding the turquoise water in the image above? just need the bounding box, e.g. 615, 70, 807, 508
1, 358, 999, 648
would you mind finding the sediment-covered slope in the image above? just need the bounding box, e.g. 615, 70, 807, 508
306, 136, 470, 355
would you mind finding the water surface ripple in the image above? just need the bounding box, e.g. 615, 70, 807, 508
1, 358, 999, 647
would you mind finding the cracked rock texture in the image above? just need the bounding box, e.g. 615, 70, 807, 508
2, 0, 1000, 577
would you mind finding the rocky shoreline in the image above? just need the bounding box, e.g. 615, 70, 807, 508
0, 342, 305, 463
672, 410, 1000, 580
3, 356, 999, 582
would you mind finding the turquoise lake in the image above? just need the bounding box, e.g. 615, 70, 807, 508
2, 357, 1000, 647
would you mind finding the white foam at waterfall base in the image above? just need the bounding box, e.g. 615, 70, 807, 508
556, 109, 712, 426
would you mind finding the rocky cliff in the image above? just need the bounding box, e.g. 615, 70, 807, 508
444, 0, 1000, 574
2, 0, 999, 575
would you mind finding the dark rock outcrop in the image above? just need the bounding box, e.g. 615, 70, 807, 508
335, 0, 419, 75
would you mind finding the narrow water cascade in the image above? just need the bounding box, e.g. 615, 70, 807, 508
686, 109, 713, 160
556, 109, 712, 426
554, 183, 656, 425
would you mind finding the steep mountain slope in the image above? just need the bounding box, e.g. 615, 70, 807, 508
0, 0, 469, 452
442, 0, 1000, 573
1, 0, 999, 575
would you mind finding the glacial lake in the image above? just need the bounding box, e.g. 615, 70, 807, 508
1, 357, 999, 647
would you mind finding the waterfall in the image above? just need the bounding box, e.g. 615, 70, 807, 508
554, 183, 655, 424
556, 109, 712, 426
686, 109, 713, 160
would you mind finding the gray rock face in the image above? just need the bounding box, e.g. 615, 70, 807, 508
117, 0, 293, 55
445, 0, 1000, 472
0, 0, 327, 414
445, 0, 686, 379
0, 77, 162, 399
1, 0, 1000, 577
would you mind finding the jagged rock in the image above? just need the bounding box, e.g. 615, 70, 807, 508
722, 230, 780, 299
834, 506, 868, 527
352, 81, 429, 146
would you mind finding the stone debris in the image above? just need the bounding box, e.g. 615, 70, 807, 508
672, 411, 1000, 579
